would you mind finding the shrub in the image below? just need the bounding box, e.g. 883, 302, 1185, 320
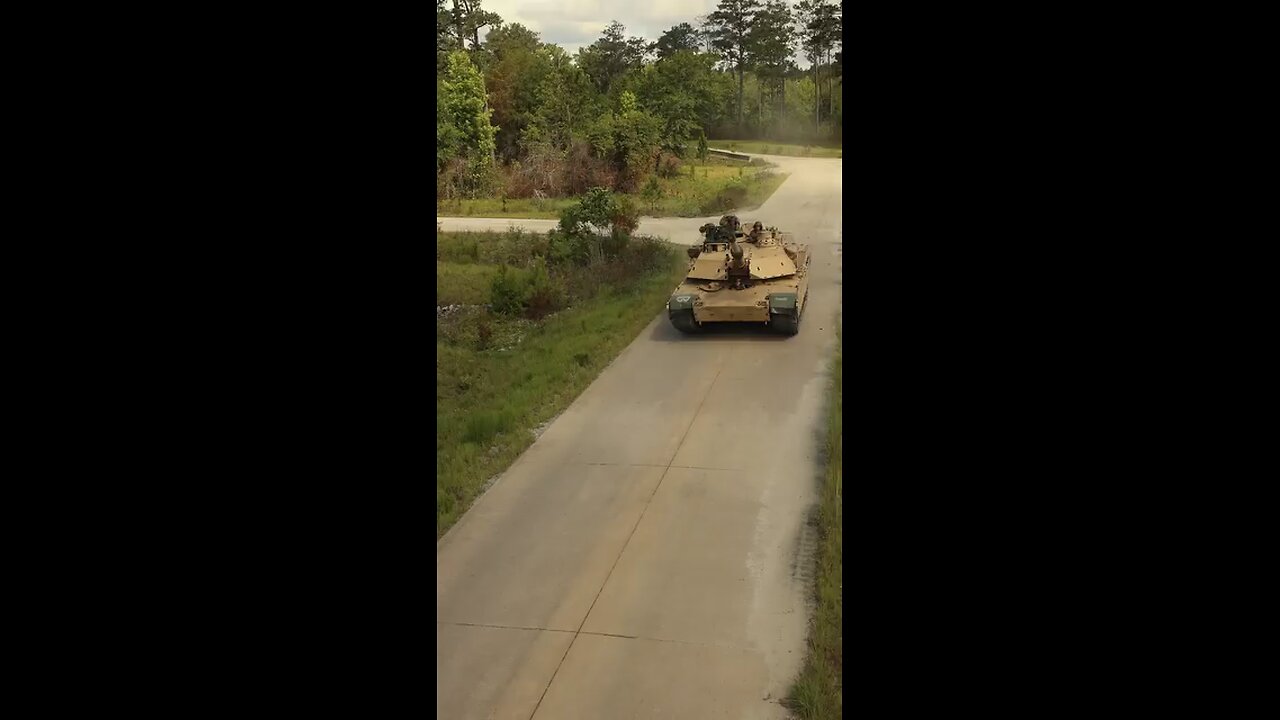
610, 194, 640, 236
602, 228, 629, 259
565, 140, 614, 195
627, 236, 670, 273
546, 230, 578, 266
491, 226, 531, 266
701, 184, 749, 214
642, 175, 662, 207
614, 166, 644, 193
578, 187, 614, 228
525, 257, 565, 319
552, 187, 642, 267
437, 157, 469, 200
657, 155, 682, 178
489, 264, 529, 316
474, 315, 494, 350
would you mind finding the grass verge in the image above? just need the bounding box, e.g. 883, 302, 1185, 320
437, 262, 500, 305
438, 157, 788, 219
710, 139, 843, 159
436, 230, 687, 538
786, 322, 842, 718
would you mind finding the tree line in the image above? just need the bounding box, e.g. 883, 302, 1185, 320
436, 0, 842, 199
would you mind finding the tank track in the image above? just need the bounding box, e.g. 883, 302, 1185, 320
669, 310, 702, 334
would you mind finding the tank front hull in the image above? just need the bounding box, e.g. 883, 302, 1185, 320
667, 275, 808, 333
667, 235, 811, 335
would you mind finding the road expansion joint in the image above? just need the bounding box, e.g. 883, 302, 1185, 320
527, 363, 727, 720
437, 620, 576, 635
440, 622, 756, 656
577, 461, 740, 472
577, 630, 755, 653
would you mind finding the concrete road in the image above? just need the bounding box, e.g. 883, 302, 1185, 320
437, 154, 842, 719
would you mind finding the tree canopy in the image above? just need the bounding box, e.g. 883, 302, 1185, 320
652, 23, 702, 60
437, 3, 842, 199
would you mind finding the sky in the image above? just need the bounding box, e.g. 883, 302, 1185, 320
478, 0, 724, 56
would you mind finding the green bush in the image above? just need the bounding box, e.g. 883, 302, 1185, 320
552, 187, 643, 266
657, 155, 681, 178
489, 264, 529, 316
701, 183, 749, 214
642, 175, 662, 207
547, 230, 577, 266
525, 257, 565, 318
474, 315, 494, 350
610, 194, 640, 236
628, 236, 671, 272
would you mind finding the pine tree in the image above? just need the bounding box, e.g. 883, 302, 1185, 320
707, 0, 762, 134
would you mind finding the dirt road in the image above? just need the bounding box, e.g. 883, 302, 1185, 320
436, 155, 842, 719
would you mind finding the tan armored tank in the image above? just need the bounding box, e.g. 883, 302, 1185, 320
667, 215, 811, 335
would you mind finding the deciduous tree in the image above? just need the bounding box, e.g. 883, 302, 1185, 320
439, 51, 498, 195
484, 23, 548, 161
637, 50, 730, 164
450, 0, 501, 54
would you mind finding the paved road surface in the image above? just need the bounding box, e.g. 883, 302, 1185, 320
437, 154, 842, 719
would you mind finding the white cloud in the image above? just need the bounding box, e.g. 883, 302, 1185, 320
479, 0, 723, 55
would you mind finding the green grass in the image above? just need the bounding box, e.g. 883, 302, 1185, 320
710, 139, 843, 159
786, 323, 842, 719
438, 197, 577, 220
437, 157, 788, 219
436, 231, 687, 538
437, 262, 500, 305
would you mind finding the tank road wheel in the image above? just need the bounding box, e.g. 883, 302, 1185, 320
772, 312, 799, 335
669, 310, 703, 334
